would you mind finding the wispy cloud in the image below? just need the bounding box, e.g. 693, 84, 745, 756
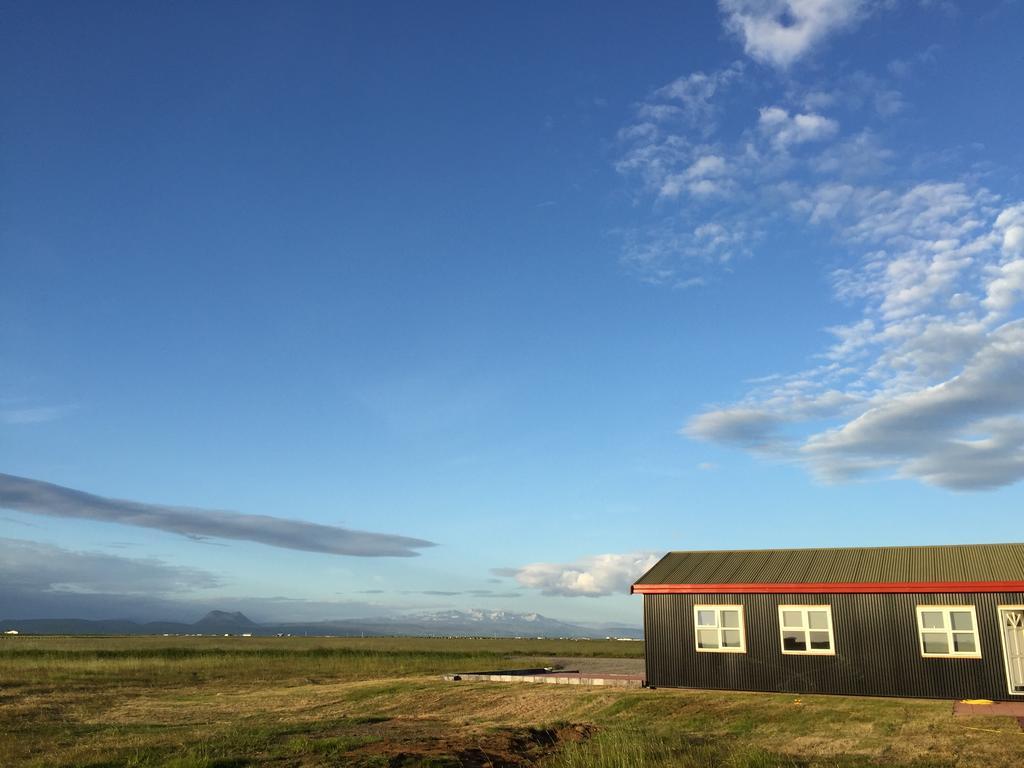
0, 404, 76, 425
613, 61, 872, 285
888, 44, 941, 80
495, 552, 660, 597
0, 537, 221, 595
0, 472, 436, 557
649, 62, 745, 135
409, 589, 522, 599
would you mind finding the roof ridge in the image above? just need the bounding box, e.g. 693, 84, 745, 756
660, 542, 1024, 555
635, 543, 1024, 588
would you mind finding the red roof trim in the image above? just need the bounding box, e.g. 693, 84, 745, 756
631, 581, 1024, 595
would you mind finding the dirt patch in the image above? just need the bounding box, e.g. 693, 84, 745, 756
350, 723, 595, 767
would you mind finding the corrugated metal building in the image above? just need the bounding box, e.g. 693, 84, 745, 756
632, 543, 1024, 700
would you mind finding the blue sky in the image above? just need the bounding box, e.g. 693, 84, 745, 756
2, 0, 1023, 627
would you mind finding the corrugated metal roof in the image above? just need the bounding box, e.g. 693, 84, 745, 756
634, 543, 1024, 586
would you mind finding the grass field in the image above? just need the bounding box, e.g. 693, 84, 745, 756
1, 635, 1022, 767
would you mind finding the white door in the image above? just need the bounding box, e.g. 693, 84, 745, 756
1000, 607, 1024, 695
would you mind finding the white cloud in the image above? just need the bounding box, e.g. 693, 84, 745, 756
1004, 226, 1024, 254
611, 4, 1024, 493
802, 181, 997, 321
498, 553, 661, 597
759, 106, 839, 149
804, 322, 1024, 488
661, 156, 734, 199
614, 70, 853, 284
687, 154, 729, 179
686, 194, 1024, 491
984, 260, 1024, 315
719, 0, 871, 69
613, 63, 792, 282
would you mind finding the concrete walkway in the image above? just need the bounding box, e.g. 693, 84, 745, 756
953, 700, 1024, 729
444, 668, 645, 688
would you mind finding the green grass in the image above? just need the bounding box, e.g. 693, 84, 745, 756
546, 727, 914, 768
1, 635, 1020, 767
276, 733, 381, 757
549, 729, 793, 768
0, 634, 641, 688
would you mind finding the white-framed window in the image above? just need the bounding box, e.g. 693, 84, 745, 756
778, 605, 835, 655
915, 605, 982, 659
997, 605, 1024, 696
694, 605, 746, 653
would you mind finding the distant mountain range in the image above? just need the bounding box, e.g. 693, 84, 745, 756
0, 609, 643, 640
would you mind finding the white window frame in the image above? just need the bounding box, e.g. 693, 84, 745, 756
693, 604, 746, 654
777, 605, 836, 656
996, 604, 1024, 697
915, 605, 982, 659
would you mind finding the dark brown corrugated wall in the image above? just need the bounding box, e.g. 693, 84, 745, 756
643, 592, 1024, 700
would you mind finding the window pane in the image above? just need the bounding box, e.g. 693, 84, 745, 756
782, 631, 807, 651
721, 610, 740, 628
920, 611, 944, 629
953, 632, 977, 653
782, 611, 804, 628
950, 611, 973, 631
697, 629, 719, 649
809, 631, 831, 650
807, 611, 829, 630
722, 629, 741, 648
696, 610, 717, 627
922, 632, 949, 654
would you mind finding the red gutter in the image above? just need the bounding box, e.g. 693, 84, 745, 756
631, 581, 1024, 595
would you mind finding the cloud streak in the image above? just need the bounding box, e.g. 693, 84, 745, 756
0, 472, 436, 557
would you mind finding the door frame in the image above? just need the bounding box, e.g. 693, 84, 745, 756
997, 604, 1024, 697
